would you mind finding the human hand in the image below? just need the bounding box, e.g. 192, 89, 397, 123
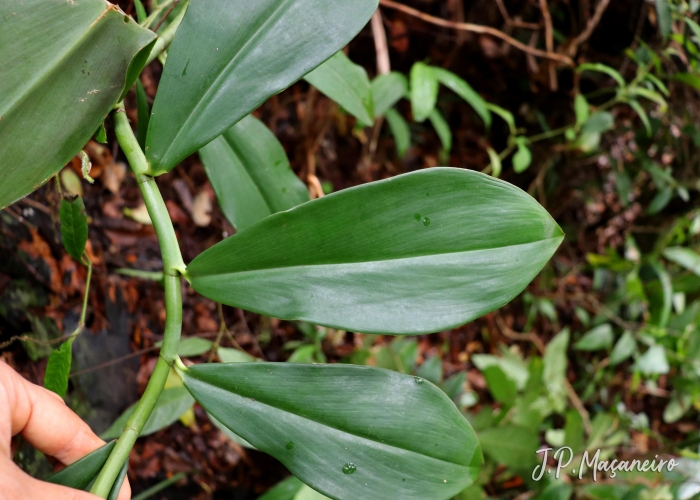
0, 361, 130, 499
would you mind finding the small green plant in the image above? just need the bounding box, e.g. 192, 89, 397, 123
1, 1, 565, 499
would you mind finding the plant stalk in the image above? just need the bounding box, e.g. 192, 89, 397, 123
90, 104, 185, 498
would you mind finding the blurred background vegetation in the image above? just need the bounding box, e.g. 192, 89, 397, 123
3, 0, 700, 498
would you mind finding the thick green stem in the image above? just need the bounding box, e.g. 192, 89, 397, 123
90, 105, 185, 497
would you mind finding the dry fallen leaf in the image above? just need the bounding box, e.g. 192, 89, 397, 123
192, 191, 212, 227
102, 162, 127, 195
123, 203, 153, 225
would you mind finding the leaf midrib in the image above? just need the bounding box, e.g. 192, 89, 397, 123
151, 0, 295, 167
187, 370, 479, 469
188, 235, 563, 277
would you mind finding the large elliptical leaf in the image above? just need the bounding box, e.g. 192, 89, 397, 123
0, 0, 155, 209
187, 168, 563, 334
305, 51, 374, 127
181, 363, 482, 500
199, 115, 309, 231
145, 0, 379, 175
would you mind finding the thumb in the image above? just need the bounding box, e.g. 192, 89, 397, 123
3, 458, 103, 500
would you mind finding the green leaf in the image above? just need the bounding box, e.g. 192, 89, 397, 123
415, 356, 443, 385
385, 108, 411, 157
472, 354, 529, 390
0, 0, 155, 209
101, 387, 195, 440
428, 108, 452, 157
176, 337, 214, 357
136, 79, 150, 150
186, 168, 563, 335
650, 259, 673, 327
672, 73, 700, 92
259, 476, 305, 500
199, 115, 310, 231
46, 441, 116, 490
218, 347, 257, 364
44, 338, 75, 399
410, 63, 439, 122
656, 0, 672, 38
305, 51, 373, 127
372, 72, 408, 117
134, 0, 147, 24
59, 196, 89, 261
663, 247, 700, 276
145, 0, 379, 174
485, 104, 515, 134
295, 485, 332, 500
482, 365, 517, 406
478, 425, 538, 468
94, 122, 108, 144
577, 63, 626, 87
574, 324, 614, 351
634, 345, 669, 375
209, 412, 255, 449
564, 410, 584, 454
486, 148, 502, 177
609, 331, 636, 365
534, 482, 573, 500
628, 99, 652, 137
431, 67, 491, 128
512, 139, 532, 173
543, 329, 569, 411
574, 94, 590, 127
181, 363, 482, 500
582, 112, 615, 135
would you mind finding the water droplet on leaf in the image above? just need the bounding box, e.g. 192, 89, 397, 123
414, 377, 424, 384
414, 213, 421, 221
422, 217, 430, 226
286, 441, 295, 450
342, 463, 357, 475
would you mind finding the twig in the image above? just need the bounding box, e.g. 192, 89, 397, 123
539, 0, 558, 90
495, 0, 541, 30
69, 346, 159, 378
379, 0, 575, 67
308, 173, 325, 199
152, 0, 178, 32
368, 9, 390, 163
372, 10, 391, 76
568, 0, 612, 56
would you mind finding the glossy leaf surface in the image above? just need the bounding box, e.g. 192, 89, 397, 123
102, 387, 194, 439
0, 0, 155, 208
372, 72, 408, 117
200, 115, 309, 231
187, 168, 563, 334
182, 363, 482, 500
46, 441, 116, 490
146, 0, 379, 174
305, 52, 373, 127
59, 197, 89, 261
